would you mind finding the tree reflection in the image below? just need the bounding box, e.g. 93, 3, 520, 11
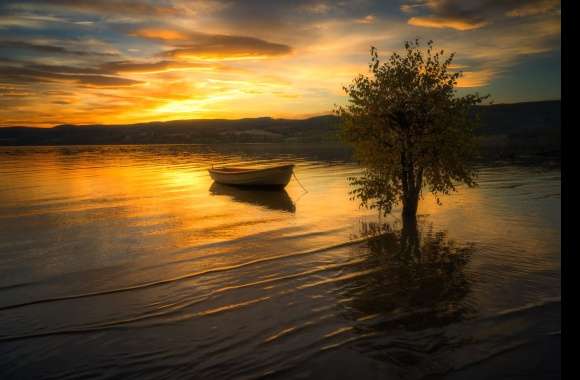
342, 217, 476, 332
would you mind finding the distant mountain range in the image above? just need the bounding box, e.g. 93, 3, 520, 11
0, 100, 560, 154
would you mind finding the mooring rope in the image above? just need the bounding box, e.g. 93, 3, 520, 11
292, 171, 308, 193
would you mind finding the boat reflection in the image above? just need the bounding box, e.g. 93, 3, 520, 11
209, 182, 296, 213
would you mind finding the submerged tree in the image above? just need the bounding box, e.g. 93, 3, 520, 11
338, 40, 488, 222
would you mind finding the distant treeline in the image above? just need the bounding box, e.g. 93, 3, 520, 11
0, 100, 560, 156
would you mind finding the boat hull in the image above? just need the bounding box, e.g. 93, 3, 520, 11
208, 164, 294, 188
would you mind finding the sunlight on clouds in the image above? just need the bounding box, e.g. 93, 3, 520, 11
408, 16, 487, 31
131, 28, 189, 40
0, 0, 561, 126
120, 74, 301, 122
456, 69, 496, 88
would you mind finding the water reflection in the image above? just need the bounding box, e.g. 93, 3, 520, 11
209, 182, 296, 213
344, 219, 476, 332
0, 145, 560, 379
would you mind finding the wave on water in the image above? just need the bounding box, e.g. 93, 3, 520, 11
0, 235, 374, 313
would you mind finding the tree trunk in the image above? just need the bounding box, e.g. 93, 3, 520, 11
401, 149, 421, 219
402, 193, 419, 219
401, 209, 419, 257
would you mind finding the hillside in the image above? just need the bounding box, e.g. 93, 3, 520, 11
0, 101, 560, 154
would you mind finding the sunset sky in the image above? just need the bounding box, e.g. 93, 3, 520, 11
0, 0, 561, 127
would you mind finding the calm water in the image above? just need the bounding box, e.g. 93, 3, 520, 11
0, 145, 561, 379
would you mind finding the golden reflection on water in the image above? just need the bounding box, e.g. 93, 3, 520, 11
0, 146, 561, 379
0, 147, 370, 287
0, 147, 560, 262
0, 147, 560, 302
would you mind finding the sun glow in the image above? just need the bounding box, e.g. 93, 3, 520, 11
0, 0, 561, 127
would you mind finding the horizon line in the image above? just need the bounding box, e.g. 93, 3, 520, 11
0, 99, 561, 129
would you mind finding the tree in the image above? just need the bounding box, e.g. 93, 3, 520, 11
337, 39, 488, 223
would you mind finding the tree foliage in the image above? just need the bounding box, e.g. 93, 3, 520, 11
337, 39, 488, 218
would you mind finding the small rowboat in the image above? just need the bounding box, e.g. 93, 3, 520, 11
208, 164, 294, 189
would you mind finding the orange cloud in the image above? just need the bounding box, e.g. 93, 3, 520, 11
408, 16, 487, 30
456, 69, 496, 88
130, 28, 293, 61
130, 28, 189, 41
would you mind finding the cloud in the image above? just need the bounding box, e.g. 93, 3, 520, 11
403, 0, 560, 30
10, 0, 179, 16
299, 2, 332, 15
400, 4, 424, 14
408, 16, 486, 30
0, 38, 122, 62
155, 33, 293, 60
130, 28, 190, 41
425, 14, 560, 88
102, 60, 216, 73
506, 0, 560, 17
397, 0, 560, 89
0, 65, 141, 87
355, 15, 376, 24
0, 14, 70, 29
24, 63, 107, 75
0, 56, 229, 89
456, 68, 497, 87
0, 40, 118, 57
402, 0, 488, 30
129, 26, 293, 60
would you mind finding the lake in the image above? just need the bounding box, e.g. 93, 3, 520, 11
0, 144, 561, 379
